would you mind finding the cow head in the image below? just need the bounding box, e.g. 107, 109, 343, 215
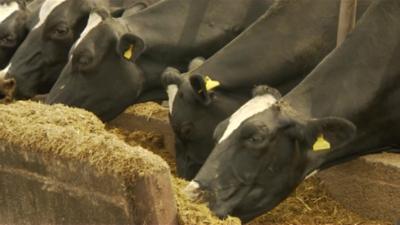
0, 0, 27, 69
46, 14, 147, 121
0, 0, 107, 100
162, 66, 250, 179
185, 86, 356, 222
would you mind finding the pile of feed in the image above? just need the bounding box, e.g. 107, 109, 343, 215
111, 102, 392, 225
0, 101, 238, 225
123, 101, 169, 121
0, 101, 168, 185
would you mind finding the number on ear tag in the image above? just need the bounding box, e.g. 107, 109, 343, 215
312, 135, 331, 151
124, 45, 134, 60
204, 76, 220, 91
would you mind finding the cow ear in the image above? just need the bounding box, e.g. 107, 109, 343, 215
161, 67, 183, 88
306, 117, 356, 151
252, 85, 281, 99
117, 33, 145, 62
188, 57, 206, 71
213, 118, 229, 143
162, 67, 184, 113
189, 74, 220, 105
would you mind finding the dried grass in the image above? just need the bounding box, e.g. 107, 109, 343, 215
0, 101, 169, 183
124, 102, 169, 121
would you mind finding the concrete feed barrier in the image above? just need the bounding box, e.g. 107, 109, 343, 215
318, 152, 400, 222
0, 101, 178, 225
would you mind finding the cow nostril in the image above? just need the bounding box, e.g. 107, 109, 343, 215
0, 77, 16, 101
3, 78, 16, 91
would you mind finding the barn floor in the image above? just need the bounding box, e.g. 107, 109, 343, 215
107, 102, 393, 225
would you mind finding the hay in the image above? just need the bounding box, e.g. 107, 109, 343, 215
0, 101, 169, 182
124, 102, 169, 121
107, 129, 235, 225
173, 177, 241, 225
249, 177, 390, 225
108, 128, 177, 175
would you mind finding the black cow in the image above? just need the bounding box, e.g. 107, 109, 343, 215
187, 0, 400, 222
0, 0, 44, 69
162, 0, 371, 179
0, 0, 149, 100
45, 0, 274, 122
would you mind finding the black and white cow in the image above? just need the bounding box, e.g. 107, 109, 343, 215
0, 0, 148, 100
0, 0, 44, 69
0, 0, 110, 99
45, 0, 274, 121
162, 0, 371, 179
187, 0, 400, 222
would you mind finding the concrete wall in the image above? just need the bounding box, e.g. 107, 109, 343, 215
0, 141, 178, 225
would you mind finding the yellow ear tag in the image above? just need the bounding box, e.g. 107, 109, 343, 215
204, 76, 220, 91
123, 44, 134, 60
312, 135, 331, 151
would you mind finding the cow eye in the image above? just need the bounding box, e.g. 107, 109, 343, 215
78, 55, 92, 66
73, 54, 94, 72
52, 25, 70, 39
248, 134, 264, 143
0, 34, 16, 46
240, 123, 269, 147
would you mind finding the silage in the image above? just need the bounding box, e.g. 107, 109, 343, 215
124, 102, 169, 121
0, 101, 169, 182
0, 100, 237, 225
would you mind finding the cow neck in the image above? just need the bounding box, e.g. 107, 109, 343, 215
193, 0, 339, 90
284, 0, 400, 161
122, 0, 274, 92
121, 0, 212, 91
193, 0, 371, 92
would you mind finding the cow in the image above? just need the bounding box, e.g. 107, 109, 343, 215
0, 0, 45, 69
44, 0, 274, 122
186, 0, 400, 222
161, 0, 372, 179
0, 0, 151, 100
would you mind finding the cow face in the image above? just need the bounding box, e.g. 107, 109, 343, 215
163, 70, 250, 179
1, 0, 98, 99
46, 16, 146, 121
0, 1, 27, 69
186, 90, 356, 222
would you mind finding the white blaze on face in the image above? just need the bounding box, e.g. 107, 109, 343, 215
71, 12, 103, 52
33, 0, 68, 30
167, 84, 178, 114
0, 64, 11, 79
218, 94, 277, 143
0, 2, 19, 23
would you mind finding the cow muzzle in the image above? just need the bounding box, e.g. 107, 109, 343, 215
0, 77, 16, 102
184, 181, 202, 200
